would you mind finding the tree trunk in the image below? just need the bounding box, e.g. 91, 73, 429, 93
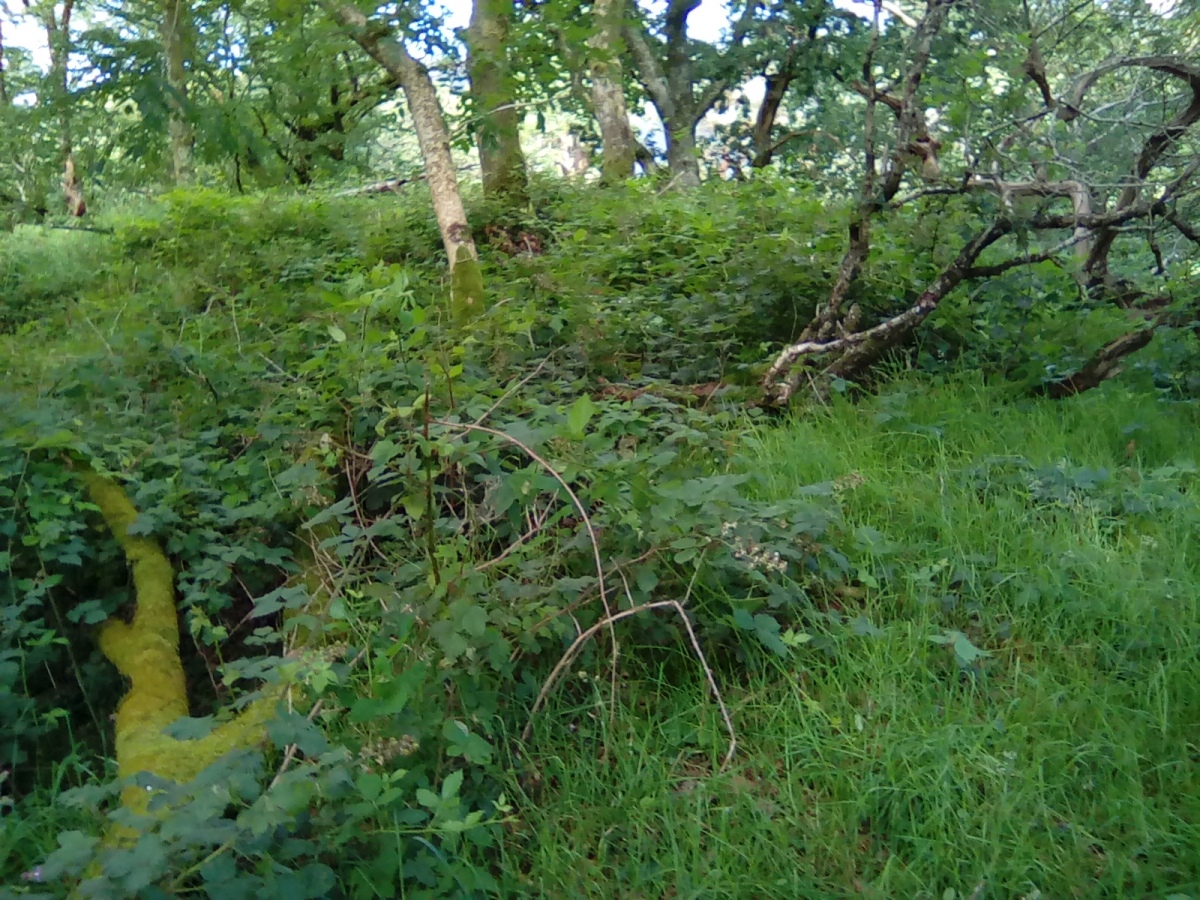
750, 70, 794, 168
587, 0, 637, 183
38, 1, 86, 216
666, 121, 701, 186
0, 19, 9, 106
623, 23, 699, 187
465, 0, 528, 206
161, 0, 195, 184
325, 3, 486, 325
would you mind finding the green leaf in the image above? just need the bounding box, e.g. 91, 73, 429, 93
442, 768, 464, 800
732, 607, 756, 630
458, 603, 488, 638
416, 788, 439, 809
444, 719, 493, 763
328, 324, 347, 343
41, 830, 99, 879
952, 631, 989, 667
635, 566, 659, 594
566, 395, 597, 439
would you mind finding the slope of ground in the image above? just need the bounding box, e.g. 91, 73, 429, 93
511, 378, 1200, 898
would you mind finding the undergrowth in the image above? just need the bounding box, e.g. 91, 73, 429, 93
1, 184, 1197, 897
513, 378, 1200, 897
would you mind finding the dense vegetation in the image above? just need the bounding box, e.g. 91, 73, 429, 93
2, 0, 1198, 896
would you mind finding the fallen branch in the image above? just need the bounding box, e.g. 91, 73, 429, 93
73, 465, 277, 846
337, 175, 425, 195
1034, 327, 1156, 398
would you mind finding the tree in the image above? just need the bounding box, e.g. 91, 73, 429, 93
745, 0, 838, 169
761, 0, 1200, 405
623, 0, 761, 186
324, 2, 486, 325
243, 3, 401, 185
464, 0, 528, 204
160, 0, 193, 182
21, 0, 85, 214
0, 14, 9, 105
586, 0, 638, 182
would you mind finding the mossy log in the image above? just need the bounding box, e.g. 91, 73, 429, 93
79, 469, 277, 842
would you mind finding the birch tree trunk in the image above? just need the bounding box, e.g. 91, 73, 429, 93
161, 0, 195, 183
326, 3, 486, 324
465, 0, 528, 205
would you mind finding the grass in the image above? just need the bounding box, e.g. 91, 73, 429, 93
509, 376, 1200, 898
5, 192, 1200, 896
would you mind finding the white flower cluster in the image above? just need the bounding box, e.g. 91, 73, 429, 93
358, 734, 420, 773
833, 471, 866, 493
720, 522, 787, 574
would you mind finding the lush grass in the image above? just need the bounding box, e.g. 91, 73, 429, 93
510, 377, 1200, 898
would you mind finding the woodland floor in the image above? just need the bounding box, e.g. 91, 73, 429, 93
2, 190, 1199, 897
510, 380, 1200, 898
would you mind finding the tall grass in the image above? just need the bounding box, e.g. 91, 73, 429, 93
509, 376, 1200, 898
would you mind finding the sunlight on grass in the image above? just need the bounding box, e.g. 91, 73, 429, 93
511, 376, 1200, 897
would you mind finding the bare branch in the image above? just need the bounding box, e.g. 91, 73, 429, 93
1035, 328, 1156, 398
623, 22, 675, 120
963, 230, 1092, 278
1166, 211, 1200, 248
1058, 56, 1200, 122
1085, 87, 1200, 281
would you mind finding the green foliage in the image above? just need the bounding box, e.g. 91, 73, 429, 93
0, 228, 113, 331
515, 376, 1200, 896
0, 185, 854, 894
1, 176, 1197, 894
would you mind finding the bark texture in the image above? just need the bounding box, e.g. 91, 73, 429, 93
587, 0, 637, 182
161, 0, 195, 183
465, 0, 528, 205
327, 3, 486, 324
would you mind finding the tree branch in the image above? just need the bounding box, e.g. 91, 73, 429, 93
1057, 55, 1200, 123
763, 217, 1012, 403
1034, 327, 1156, 398
1166, 211, 1200, 248
623, 21, 675, 120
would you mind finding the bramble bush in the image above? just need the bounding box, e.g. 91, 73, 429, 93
1, 185, 869, 896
